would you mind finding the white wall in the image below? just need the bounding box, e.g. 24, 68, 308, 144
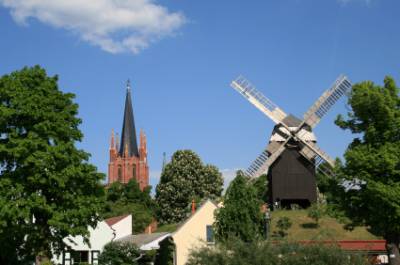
52, 215, 132, 264
111, 215, 132, 240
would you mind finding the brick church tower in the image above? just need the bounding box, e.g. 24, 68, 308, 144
108, 81, 149, 190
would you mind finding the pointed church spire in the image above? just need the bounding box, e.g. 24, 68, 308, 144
119, 80, 139, 157
110, 129, 115, 149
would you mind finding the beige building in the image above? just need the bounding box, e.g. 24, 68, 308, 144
171, 199, 218, 265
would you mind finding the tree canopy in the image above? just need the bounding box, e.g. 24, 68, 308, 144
214, 171, 264, 242
250, 173, 268, 203
334, 76, 400, 265
0, 66, 105, 263
102, 179, 156, 233
155, 150, 223, 224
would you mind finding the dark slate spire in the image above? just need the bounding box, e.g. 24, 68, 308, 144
119, 80, 139, 157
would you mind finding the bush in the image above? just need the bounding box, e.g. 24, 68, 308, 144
276, 217, 292, 237
307, 203, 325, 227
154, 237, 174, 265
187, 239, 369, 265
98, 241, 141, 265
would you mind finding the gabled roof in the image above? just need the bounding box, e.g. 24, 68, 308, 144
105, 214, 129, 227
172, 199, 218, 236
117, 232, 170, 247
119, 82, 139, 157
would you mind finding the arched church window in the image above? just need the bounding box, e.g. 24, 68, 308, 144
132, 164, 136, 179
118, 166, 122, 182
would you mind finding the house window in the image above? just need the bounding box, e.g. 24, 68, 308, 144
71, 251, 89, 264
118, 166, 122, 182
91, 250, 100, 265
206, 225, 214, 243
132, 164, 136, 179
62, 251, 72, 265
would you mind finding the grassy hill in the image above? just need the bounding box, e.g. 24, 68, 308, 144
157, 209, 380, 241
270, 210, 380, 241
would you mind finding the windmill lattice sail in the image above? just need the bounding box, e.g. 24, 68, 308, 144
246, 149, 270, 177
296, 129, 335, 167
303, 75, 352, 128
246, 139, 288, 178
231, 76, 287, 124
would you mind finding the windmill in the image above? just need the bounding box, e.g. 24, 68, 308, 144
230, 75, 352, 208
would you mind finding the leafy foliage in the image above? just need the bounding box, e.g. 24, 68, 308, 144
276, 216, 292, 237
98, 241, 140, 265
155, 150, 223, 224
214, 171, 264, 242
0, 66, 105, 263
102, 179, 156, 233
307, 203, 325, 227
250, 173, 268, 203
187, 239, 368, 265
154, 237, 174, 265
334, 76, 400, 263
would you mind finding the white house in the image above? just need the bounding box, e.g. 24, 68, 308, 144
52, 214, 132, 265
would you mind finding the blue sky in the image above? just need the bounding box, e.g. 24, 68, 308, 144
0, 0, 399, 190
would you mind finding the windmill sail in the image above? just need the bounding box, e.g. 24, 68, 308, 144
231, 76, 287, 124
303, 75, 352, 128
246, 138, 289, 178
246, 149, 270, 177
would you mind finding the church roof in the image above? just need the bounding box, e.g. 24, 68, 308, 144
119, 81, 139, 157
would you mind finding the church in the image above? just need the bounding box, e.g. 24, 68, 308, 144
108, 81, 149, 190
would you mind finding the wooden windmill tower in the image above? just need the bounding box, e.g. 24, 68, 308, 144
230, 75, 352, 208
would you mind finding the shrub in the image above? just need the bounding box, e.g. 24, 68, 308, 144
187, 239, 369, 265
307, 203, 325, 227
276, 217, 292, 237
98, 241, 141, 265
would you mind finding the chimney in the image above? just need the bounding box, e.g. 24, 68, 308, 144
191, 199, 196, 215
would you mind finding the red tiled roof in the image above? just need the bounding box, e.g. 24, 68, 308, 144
298, 240, 386, 252
105, 214, 129, 227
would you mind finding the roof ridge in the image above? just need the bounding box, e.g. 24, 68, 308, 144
105, 214, 130, 227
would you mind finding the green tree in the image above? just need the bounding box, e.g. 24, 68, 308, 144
250, 174, 268, 203
276, 216, 292, 237
0, 66, 105, 263
154, 237, 174, 265
155, 150, 223, 224
98, 241, 140, 265
102, 179, 156, 233
335, 76, 400, 265
307, 203, 324, 227
214, 171, 264, 242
